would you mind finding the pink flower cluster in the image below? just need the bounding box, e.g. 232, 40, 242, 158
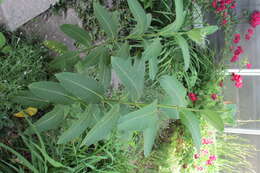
231, 73, 243, 88
230, 45, 244, 62
250, 11, 260, 28
212, 0, 237, 25
202, 138, 214, 145
188, 93, 198, 102
206, 155, 217, 165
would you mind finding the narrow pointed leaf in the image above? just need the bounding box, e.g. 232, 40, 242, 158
0, 32, 6, 48
94, 2, 118, 38
127, 0, 149, 35
180, 111, 201, 150
55, 72, 104, 103
116, 42, 130, 58
118, 101, 158, 131
149, 57, 158, 80
143, 124, 158, 157
160, 96, 179, 119
50, 51, 79, 70
201, 110, 224, 131
82, 46, 107, 67
60, 24, 91, 47
160, 0, 186, 36
26, 105, 66, 133
111, 57, 144, 101
58, 110, 92, 144
80, 105, 120, 147
29, 82, 75, 105
11, 91, 49, 108
174, 34, 190, 71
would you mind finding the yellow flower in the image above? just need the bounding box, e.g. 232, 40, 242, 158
14, 107, 38, 118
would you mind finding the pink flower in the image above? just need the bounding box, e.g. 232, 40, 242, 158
219, 80, 224, 87
250, 11, 260, 28
222, 19, 228, 25
196, 166, 204, 171
209, 155, 217, 161
246, 63, 252, 69
212, 0, 217, 8
188, 93, 198, 102
194, 153, 200, 159
231, 73, 243, 88
201, 149, 209, 155
211, 94, 218, 100
248, 28, 254, 35
235, 81, 243, 88
230, 2, 237, 9
206, 159, 214, 165
202, 138, 214, 145
245, 34, 251, 40
233, 34, 241, 44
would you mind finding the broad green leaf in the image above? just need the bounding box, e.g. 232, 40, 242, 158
201, 110, 224, 131
0, 32, 6, 48
43, 40, 68, 54
93, 2, 118, 38
143, 124, 158, 157
0, 143, 39, 173
142, 38, 162, 61
80, 104, 120, 147
174, 34, 190, 71
82, 46, 107, 67
201, 25, 219, 35
29, 82, 75, 105
160, 0, 186, 36
60, 24, 91, 47
149, 57, 158, 80
50, 51, 79, 70
159, 75, 187, 106
118, 101, 158, 131
111, 57, 145, 101
180, 111, 201, 151
26, 105, 66, 133
56, 72, 104, 103
127, 0, 149, 35
58, 105, 101, 144
11, 91, 49, 108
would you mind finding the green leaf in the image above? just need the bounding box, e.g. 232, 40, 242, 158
26, 105, 66, 133
116, 42, 130, 59
29, 82, 75, 105
60, 24, 91, 47
56, 72, 104, 103
80, 104, 120, 147
149, 57, 158, 80
118, 101, 158, 131
50, 51, 79, 70
187, 26, 219, 44
180, 111, 201, 151
159, 75, 187, 106
99, 49, 111, 89
0, 143, 39, 173
160, 0, 186, 36
201, 110, 224, 131
174, 34, 190, 71
0, 32, 6, 48
142, 38, 162, 61
82, 46, 107, 67
127, 0, 149, 35
160, 96, 179, 119
11, 91, 49, 108
143, 124, 158, 157
93, 2, 118, 38
43, 40, 68, 54
111, 57, 145, 101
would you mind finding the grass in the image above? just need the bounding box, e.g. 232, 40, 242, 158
0, 29, 50, 132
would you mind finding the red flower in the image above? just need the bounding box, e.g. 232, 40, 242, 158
211, 94, 218, 100
230, 54, 239, 62
212, 0, 217, 8
202, 138, 214, 145
230, 2, 237, 9
235, 81, 243, 88
250, 11, 260, 28
246, 63, 252, 69
219, 81, 224, 87
188, 93, 198, 102
248, 28, 254, 35
222, 19, 228, 25
234, 46, 243, 55
231, 73, 243, 88
233, 34, 241, 44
